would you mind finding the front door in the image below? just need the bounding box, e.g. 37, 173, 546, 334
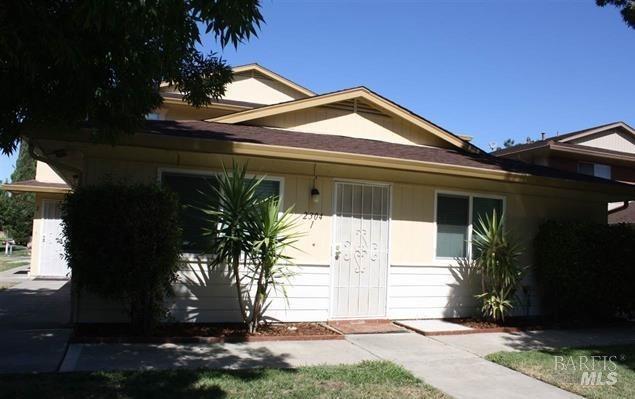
39, 200, 69, 277
332, 182, 390, 318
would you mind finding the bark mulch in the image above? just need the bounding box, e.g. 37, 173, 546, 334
72, 322, 342, 343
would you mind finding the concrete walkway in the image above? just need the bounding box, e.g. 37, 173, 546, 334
347, 332, 580, 399
60, 340, 378, 372
431, 326, 635, 357
0, 278, 71, 373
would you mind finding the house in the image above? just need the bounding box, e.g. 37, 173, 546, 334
8, 64, 635, 322
493, 122, 635, 224
2, 160, 71, 277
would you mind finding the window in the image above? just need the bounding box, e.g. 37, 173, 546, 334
435, 193, 504, 259
436, 195, 469, 258
577, 162, 611, 179
161, 171, 281, 252
146, 112, 162, 120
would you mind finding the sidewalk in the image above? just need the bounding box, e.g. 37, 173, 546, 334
60, 340, 377, 372
347, 332, 580, 399
0, 278, 71, 373
430, 326, 635, 357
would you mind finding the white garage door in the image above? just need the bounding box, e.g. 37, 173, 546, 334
38, 200, 69, 278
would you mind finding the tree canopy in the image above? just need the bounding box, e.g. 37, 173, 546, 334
0, 0, 263, 154
596, 0, 635, 29
0, 143, 36, 244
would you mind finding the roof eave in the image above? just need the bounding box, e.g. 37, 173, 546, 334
1, 183, 71, 194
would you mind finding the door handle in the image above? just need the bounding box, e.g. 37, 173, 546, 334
334, 244, 341, 260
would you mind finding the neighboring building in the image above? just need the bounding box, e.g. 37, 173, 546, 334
9, 64, 635, 322
2, 161, 71, 277
493, 122, 635, 224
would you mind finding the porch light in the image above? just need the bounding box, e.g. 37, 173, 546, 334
311, 187, 320, 203
310, 163, 320, 203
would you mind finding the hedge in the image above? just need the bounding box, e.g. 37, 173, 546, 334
62, 182, 181, 334
534, 220, 635, 321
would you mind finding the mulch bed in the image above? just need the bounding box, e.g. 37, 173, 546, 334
72, 322, 342, 344
428, 317, 635, 336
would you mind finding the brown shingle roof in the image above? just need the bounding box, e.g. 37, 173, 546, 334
492, 121, 635, 157
142, 120, 632, 187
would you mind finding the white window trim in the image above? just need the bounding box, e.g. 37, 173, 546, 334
157, 167, 285, 258
432, 189, 506, 265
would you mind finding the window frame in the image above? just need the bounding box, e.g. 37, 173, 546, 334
577, 162, 612, 179
158, 167, 285, 257
433, 190, 506, 263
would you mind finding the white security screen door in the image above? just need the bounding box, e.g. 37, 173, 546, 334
39, 200, 69, 277
332, 182, 390, 318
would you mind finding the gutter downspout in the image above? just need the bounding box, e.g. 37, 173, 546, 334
27, 140, 82, 325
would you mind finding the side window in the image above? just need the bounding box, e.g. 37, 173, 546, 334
436, 193, 505, 260
162, 172, 218, 253
594, 164, 611, 179
436, 195, 469, 258
472, 197, 503, 228
162, 172, 281, 253
255, 179, 281, 200
578, 162, 611, 179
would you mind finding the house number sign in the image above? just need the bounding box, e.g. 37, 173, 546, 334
303, 212, 323, 228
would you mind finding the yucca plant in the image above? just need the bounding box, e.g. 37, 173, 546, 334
471, 211, 524, 323
200, 162, 265, 323
246, 197, 300, 332
198, 162, 300, 331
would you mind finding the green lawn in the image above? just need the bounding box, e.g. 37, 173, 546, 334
487, 345, 635, 399
0, 361, 447, 399
0, 245, 29, 273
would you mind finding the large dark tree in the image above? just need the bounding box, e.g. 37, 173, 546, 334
0, 1, 263, 154
0, 142, 36, 244
597, 0, 635, 29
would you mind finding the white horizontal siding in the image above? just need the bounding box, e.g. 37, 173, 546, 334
387, 264, 541, 319
77, 262, 331, 323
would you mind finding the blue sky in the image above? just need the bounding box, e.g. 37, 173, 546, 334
2, 1, 633, 181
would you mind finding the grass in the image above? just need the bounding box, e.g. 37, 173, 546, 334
0, 361, 447, 399
0, 245, 29, 273
487, 345, 635, 399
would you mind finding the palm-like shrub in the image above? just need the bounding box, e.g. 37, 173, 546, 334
247, 198, 300, 332
201, 162, 264, 323
199, 162, 299, 331
471, 211, 524, 323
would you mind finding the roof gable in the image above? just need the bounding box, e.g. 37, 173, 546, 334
492, 121, 635, 157
572, 128, 635, 155
160, 63, 314, 107
555, 122, 634, 144
208, 87, 481, 153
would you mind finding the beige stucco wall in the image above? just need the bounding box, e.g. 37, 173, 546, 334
71, 144, 607, 322
35, 161, 66, 184
81, 149, 606, 266
249, 105, 450, 148
223, 73, 307, 105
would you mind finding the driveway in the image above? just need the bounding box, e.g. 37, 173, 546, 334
0, 277, 71, 373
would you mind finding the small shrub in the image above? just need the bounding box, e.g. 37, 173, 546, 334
197, 163, 300, 332
471, 211, 525, 323
62, 182, 181, 334
534, 220, 635, 321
